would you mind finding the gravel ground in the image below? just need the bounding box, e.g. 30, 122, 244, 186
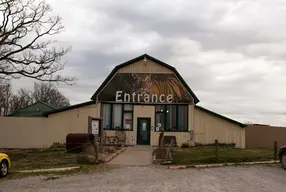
1, 165, 286, 192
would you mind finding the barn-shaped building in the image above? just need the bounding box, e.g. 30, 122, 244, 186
0, 54, 246, 148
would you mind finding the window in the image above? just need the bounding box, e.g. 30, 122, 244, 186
101, 103, 111, 129
123, 113, 133, 130
112, 104, 122, 130
155, 113, 165, 132
123, 104, 133, 130
155, 105, 188, 132
178, 105, 188, 131
155, 105, 165, 113
124, 104, 133, 111
101, 103, 133, 131
166, 105, 177, 131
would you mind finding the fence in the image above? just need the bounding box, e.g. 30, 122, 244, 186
0, 117, 52, 148
246, 124, 286, 149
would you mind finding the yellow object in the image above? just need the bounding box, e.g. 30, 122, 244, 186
0, 153, 11, 177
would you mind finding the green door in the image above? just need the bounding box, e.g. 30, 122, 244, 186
137, 118, 151, 145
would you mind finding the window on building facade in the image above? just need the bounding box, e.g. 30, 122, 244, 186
155, 112, 165, 132
123, 113, 133, 130
178, 105, 188, 131
155, 105, 165, 113
123, 104, 133, 130
166, 105, 177, 131
101, 103, 111, 129
112, 104, 122, 129
155, 105, 188, 132
124, 104, 133, 111
101, 103, 133, 131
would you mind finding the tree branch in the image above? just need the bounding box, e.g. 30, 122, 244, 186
0, 0, 75, 84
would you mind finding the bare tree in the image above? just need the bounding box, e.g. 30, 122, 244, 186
6, 82, 69, 115
0, 79, 11, 115
0, 0, 74, 83
9, 88, 32, 113
32, 82, 69, 107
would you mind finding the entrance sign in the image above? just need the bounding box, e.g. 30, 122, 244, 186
115, 91, 173, 103
98, 73, 193, 104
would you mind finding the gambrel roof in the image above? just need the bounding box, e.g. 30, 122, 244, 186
91, 54, 200, 104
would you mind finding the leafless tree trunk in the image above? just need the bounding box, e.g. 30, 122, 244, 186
0, 0, 75, 84
0, 79, 12, 115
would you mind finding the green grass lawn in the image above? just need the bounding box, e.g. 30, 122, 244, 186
0, 148, 113, 180
1, 146, 119, 171
1, 148, 80, 171
172, 147, 275, 165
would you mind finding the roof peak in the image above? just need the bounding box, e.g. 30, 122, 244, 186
90, 54, 199, 104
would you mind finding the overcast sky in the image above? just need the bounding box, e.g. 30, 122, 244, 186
12, 0, 286, 126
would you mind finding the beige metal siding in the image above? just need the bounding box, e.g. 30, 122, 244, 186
194, 108, 245, 148
118, 59, 173, 73
189, 105, 194, 132
0, 102, 246, 149
0, 103, 101, 148
0, 117, 51, 148
47, 103, 101, 144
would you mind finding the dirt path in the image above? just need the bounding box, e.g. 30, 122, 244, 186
1, 165, 286, 192
108, 146, 153, 166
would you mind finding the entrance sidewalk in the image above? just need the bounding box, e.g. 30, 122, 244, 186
108, 146, 153, 166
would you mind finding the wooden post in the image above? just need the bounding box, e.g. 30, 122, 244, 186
165, 139, 174, 161
88, 117, 103, 153
99, 119, 103, 153
274, 141, 278, 161
159, 131, 164, 149
215, 139, 219, 162
94, 137, 99, 164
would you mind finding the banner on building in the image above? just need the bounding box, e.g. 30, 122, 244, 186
98, 73, 193, 103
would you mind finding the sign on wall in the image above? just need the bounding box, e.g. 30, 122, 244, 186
125, 119, 132, 130
88, 117, 102, 136
91, 120, 99, 135
98, 73, 193, 103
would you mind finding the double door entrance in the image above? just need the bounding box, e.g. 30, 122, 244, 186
136, 118, 151, 145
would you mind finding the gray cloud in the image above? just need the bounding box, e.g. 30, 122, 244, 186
11, 0, 286, 126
